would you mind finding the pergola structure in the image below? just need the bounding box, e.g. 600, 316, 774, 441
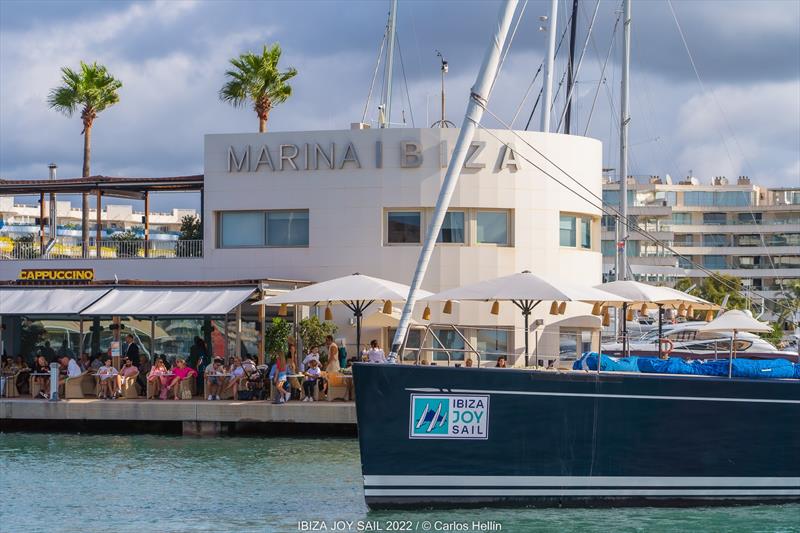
0, 175, 204, 257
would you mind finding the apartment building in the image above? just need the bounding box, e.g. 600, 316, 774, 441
602, 174, 800, 316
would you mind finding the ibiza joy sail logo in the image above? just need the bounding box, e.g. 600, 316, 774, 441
409, 394, 489, 440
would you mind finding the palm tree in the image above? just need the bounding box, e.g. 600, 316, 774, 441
219, 43, 297, 132
48, 61, 122, 177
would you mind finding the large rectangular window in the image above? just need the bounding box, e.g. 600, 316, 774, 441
703, 255, 728, 269
387, 211, 421, 244
672, 212, 692, 225
476, 329, 509, 363
703, 213, 727, 225
580, 218, 592, 249
559, 215, 577, 247
737, 212, 762, 224
433, 328, 465, 362
684, 191, 753, 207
703, 234, 728, 247
437, 211, 465, 243
219, 211, 265, 248
267, 210, 309, 247
477, 211, 509, 245
218, 210, 308, 248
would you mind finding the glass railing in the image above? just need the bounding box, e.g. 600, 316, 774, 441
0, 239, 203, 260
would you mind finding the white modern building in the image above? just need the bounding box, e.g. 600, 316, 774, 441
0, 127, 604, 366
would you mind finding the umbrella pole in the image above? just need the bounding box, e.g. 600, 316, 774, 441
657, 304, 664, 358
524, 311, 530, 367
622, 302, 628, 358
728, 329, 736, 378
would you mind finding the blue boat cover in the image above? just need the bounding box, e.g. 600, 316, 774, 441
573, 353, 799, 380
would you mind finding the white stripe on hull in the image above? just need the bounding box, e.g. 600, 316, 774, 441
364, 489, 800, 497
364, 475, 800, 487
405, 387, 800, 405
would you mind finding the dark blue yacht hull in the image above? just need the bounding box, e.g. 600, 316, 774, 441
352, 363, 800, 509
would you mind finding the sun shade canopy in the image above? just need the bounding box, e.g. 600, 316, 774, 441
0, 288, 111, 315
696, 310, 772, 333
255, 273, 431, 305
595, 280, 709, 306
420, 271, 629, 303
80, 287, 255, 316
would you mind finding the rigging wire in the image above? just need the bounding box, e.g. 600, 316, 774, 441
523, 21, 572, 130
395, 32, 415, 127
555, 0, 601, 132
362, 25, 388, 124
582, 9, 620, 136
666, 0, 782, 294
471, 102, 793, 314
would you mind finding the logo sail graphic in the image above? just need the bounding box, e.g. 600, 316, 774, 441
409, 395, 489, 440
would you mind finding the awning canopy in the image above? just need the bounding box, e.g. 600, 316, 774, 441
0, 288, 111, 316
80, 287, 256, 317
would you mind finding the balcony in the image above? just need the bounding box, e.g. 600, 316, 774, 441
0, 238, 203, 260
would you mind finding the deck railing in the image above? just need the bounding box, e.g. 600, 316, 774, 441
0, 239, 203, 260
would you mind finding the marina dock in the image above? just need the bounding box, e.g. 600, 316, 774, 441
0, 398, 357, 435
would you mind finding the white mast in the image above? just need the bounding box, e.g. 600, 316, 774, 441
618, 0, 631, 280
381, 0, 398, 128
389, 0, 520, 359
540, 0, 558, 132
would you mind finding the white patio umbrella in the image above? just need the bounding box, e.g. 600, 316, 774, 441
697, 310, 772, 378
597, 280, 711, 357
254, 273, 432, 356
421, 270, 629, 365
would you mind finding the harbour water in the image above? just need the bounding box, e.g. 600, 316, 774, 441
0, 433, 798, 533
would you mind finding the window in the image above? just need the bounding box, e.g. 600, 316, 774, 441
477, 211, 509, 245
437, 211, 465, 244
433, 328, 465, 362
703, 255, 727, 269
703, 234, 727, 247
218, 210, 309, 248
672, 212, 692, 225
684, 191, 752, 207
736, 234, 761, 247
678, 256, 693, 269
476, 329, 509, 363
674, 234, 693, 246
601, 240, 616, 257
559, 215, 576, 246
219, 211, 265, 247
558, 329, 592, 361
702, 213, 726, 225
580, 218, 592, 249
738, 212, 762, 224
387, 211, 421, 244
388, 328, 422, 362
266, 210, 309, 247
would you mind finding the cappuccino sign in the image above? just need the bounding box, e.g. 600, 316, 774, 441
226, 140, 521, 173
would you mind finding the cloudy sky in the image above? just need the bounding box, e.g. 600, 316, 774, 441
0, 0, 798, 210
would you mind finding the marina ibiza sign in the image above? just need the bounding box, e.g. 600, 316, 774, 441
409, 394, 489, 439
226, 141, 522, 173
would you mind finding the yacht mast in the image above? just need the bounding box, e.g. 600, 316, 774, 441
618, 0, 631, 280
381, 0, 398, 128
389, 0, 520, 358
565, 0, 579, 134
540, 0, 558, 132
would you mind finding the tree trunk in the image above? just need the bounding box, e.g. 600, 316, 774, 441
259, 117, 266, 133
81, 122, 92, 257
83, 123, 91, 177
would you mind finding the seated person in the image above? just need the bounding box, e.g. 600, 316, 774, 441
90, 354, 104, 371
225, 356, 246, 399
302, 359, 321, 402
137, 355, 151, 395
268, 354, 290, 404
57, 355, 83, 390
12, 356, 30, 395
167, 358, 197, 400
78, 353, 91, 372
116, 358, 140, 397
495, 356, 507, 368
301, 347, 320, 371
205, 358, 225, 400
33, 355, 50, 398
147, 358, 169, 400
96, 359, 118, 399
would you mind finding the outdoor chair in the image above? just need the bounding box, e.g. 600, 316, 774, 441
176, 377, 196, 399
119, 373, 140, 399
65, 372, 93, 399
204, 376, 234, 400
3, 371, 20, 397
325, 371, 348, 401
146, 378, 160, 399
